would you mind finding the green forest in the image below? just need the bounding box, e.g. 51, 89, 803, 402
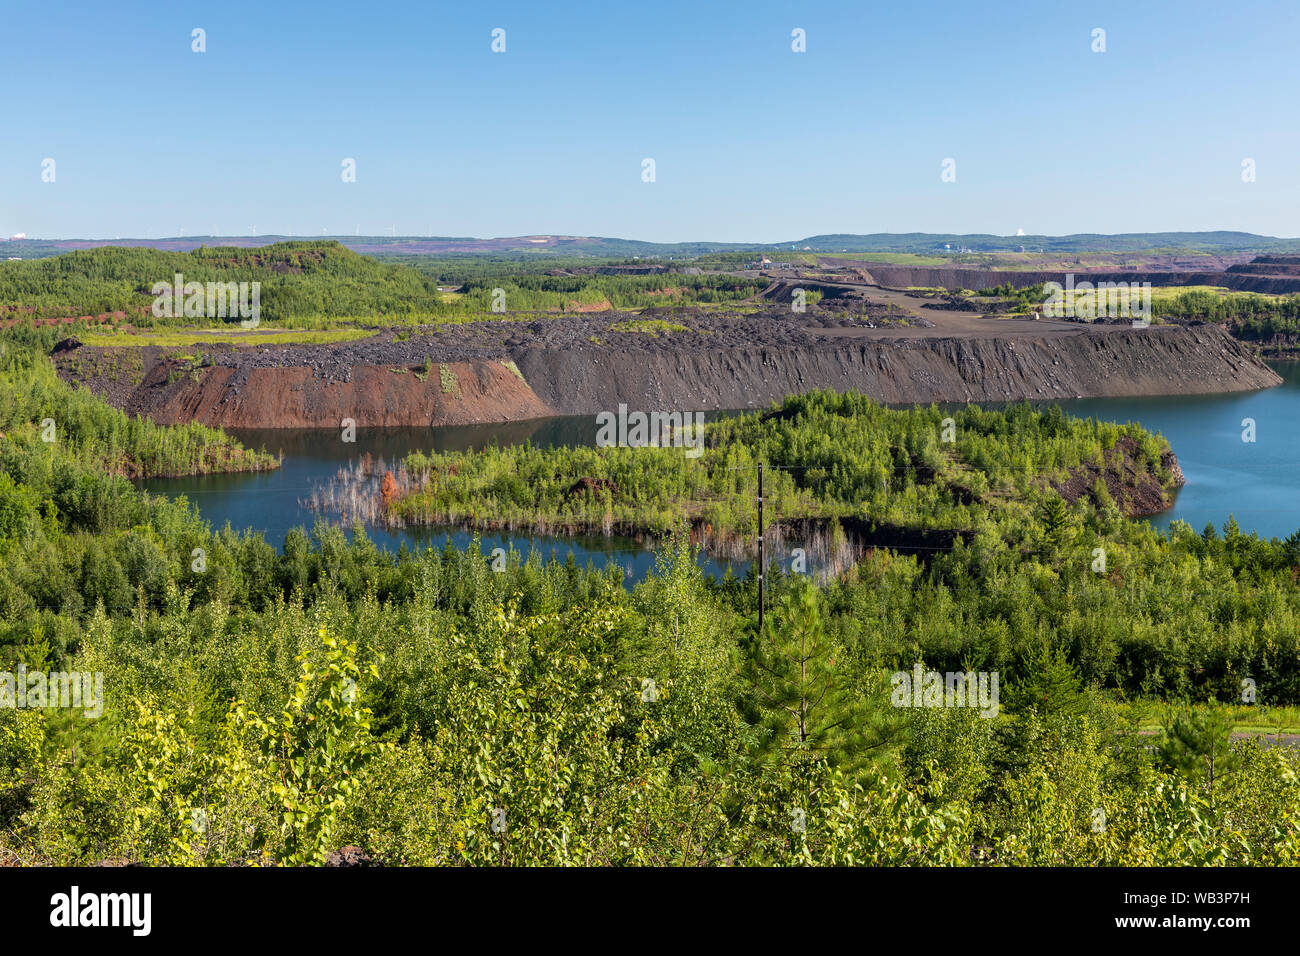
0, 242, 447, 324
1, 333, 1298, 866
0, 328, 275, 479
1158, 289, 1300, 339
0, 242, 765, 329
390, 391, 1176, 541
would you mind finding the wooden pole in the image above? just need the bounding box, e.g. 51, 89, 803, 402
758, 461, 765, 632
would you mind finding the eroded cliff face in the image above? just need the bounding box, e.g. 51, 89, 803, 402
514, 324, 1279, 413
53, 321, 1280, 429
57, 349, 554, 428
150, 362, 554, 428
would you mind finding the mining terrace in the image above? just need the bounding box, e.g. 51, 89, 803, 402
52, 287, 1283, 428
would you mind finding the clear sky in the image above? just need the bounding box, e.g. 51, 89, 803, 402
3, 0, 1298, 242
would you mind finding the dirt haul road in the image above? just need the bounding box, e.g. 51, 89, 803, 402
53, 307, 1282, 429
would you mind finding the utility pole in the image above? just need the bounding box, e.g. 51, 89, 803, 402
757, 461, 765, 632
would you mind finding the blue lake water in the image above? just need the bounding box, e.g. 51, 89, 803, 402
137, 416, 744, 581
1048, 360, 1300, 540
137, 360, 1300, 579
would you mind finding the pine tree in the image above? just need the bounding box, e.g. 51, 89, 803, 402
1040, 495, 1069, 550
739, 577, 897, 770
1009, 642, 1087, 717
1158, 703, 1240, 797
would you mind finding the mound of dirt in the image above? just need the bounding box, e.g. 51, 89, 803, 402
1053, 436, 1186, 517
324, 846, 380, 867
51, 308, 1282, 429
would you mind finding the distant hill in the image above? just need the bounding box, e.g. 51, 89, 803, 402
0, 241, 446, 322
0, 235, 759, 260
5, 231, 1300, 261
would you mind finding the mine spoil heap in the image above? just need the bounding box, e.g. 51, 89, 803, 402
53, 310, 1282, 429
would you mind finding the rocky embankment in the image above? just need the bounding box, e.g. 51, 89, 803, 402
853, 254, 1300, 295
1053, 437, 1186, 517
51, 312, 1282, 428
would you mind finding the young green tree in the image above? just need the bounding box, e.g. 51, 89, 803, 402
739, 577, 895, 770
1040, 495, 1070, 551
1158, 703, 1241, 797
1008, 642, 1088, 718
236, 629, 382, 865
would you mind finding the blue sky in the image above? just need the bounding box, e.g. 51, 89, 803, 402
3, 0, 1298, 242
